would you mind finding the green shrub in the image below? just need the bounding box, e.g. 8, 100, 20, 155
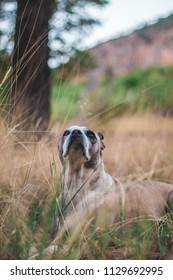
51, 66, 173, 123
51, 80, 85, 122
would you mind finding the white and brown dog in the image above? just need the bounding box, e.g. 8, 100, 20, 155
58, 125, 173, 232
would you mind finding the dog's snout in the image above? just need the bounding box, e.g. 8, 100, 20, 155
72, 129, 83, 137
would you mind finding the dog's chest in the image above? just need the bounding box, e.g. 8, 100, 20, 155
63, 176, 90, 212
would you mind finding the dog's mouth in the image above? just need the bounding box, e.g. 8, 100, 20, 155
63, 138, 91, 161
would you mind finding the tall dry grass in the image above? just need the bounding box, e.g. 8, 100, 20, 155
0, 118, 61, 259
0, 113, 173, 259
103, 114, 173, 183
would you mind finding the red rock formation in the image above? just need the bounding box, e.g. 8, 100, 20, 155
90, 14, 173, 77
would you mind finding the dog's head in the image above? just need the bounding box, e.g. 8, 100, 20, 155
58, 126, 105, 168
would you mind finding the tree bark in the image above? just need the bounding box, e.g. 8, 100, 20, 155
10, 0, 53, 133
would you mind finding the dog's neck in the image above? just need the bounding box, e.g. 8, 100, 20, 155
61, 156, 105, 211
63, 157, 104, 189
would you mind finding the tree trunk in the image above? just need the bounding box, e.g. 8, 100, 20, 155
10, 0, 53, 134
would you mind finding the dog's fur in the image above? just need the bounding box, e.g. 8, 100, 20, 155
58, 125, 173, 231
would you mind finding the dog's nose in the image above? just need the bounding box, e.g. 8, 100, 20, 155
72, 129, 82, 137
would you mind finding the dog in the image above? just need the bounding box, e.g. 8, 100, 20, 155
57, 125, 173, 232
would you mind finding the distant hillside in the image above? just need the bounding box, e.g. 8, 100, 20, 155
90, 14, 173, 77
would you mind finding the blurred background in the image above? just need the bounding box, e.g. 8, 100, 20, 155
1, 0, 173, 128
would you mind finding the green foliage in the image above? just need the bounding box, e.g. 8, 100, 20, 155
0, 0, 109, 67
8, 224, 31, 259
51, 80, 85, 121
157, 213, 173, 254
57, 50, 97, 81
51, 66, 173, 123
27, 203, 44, 234
94, 66, 173, 119
50, 215, 173, 260
51, 0, 108, 62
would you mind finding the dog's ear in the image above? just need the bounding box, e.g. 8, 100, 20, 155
97, 132, 106, 150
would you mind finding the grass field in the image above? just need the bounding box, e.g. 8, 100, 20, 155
0, 65, 173, 259
0, 112, 173, 259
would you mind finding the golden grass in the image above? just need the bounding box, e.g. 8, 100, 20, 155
0, 113, 173, 259
102, 114, 173, 183
0, 121, 60, 258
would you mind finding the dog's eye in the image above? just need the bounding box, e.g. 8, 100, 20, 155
86, 131, 96, 139
63, 130, 70, 137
